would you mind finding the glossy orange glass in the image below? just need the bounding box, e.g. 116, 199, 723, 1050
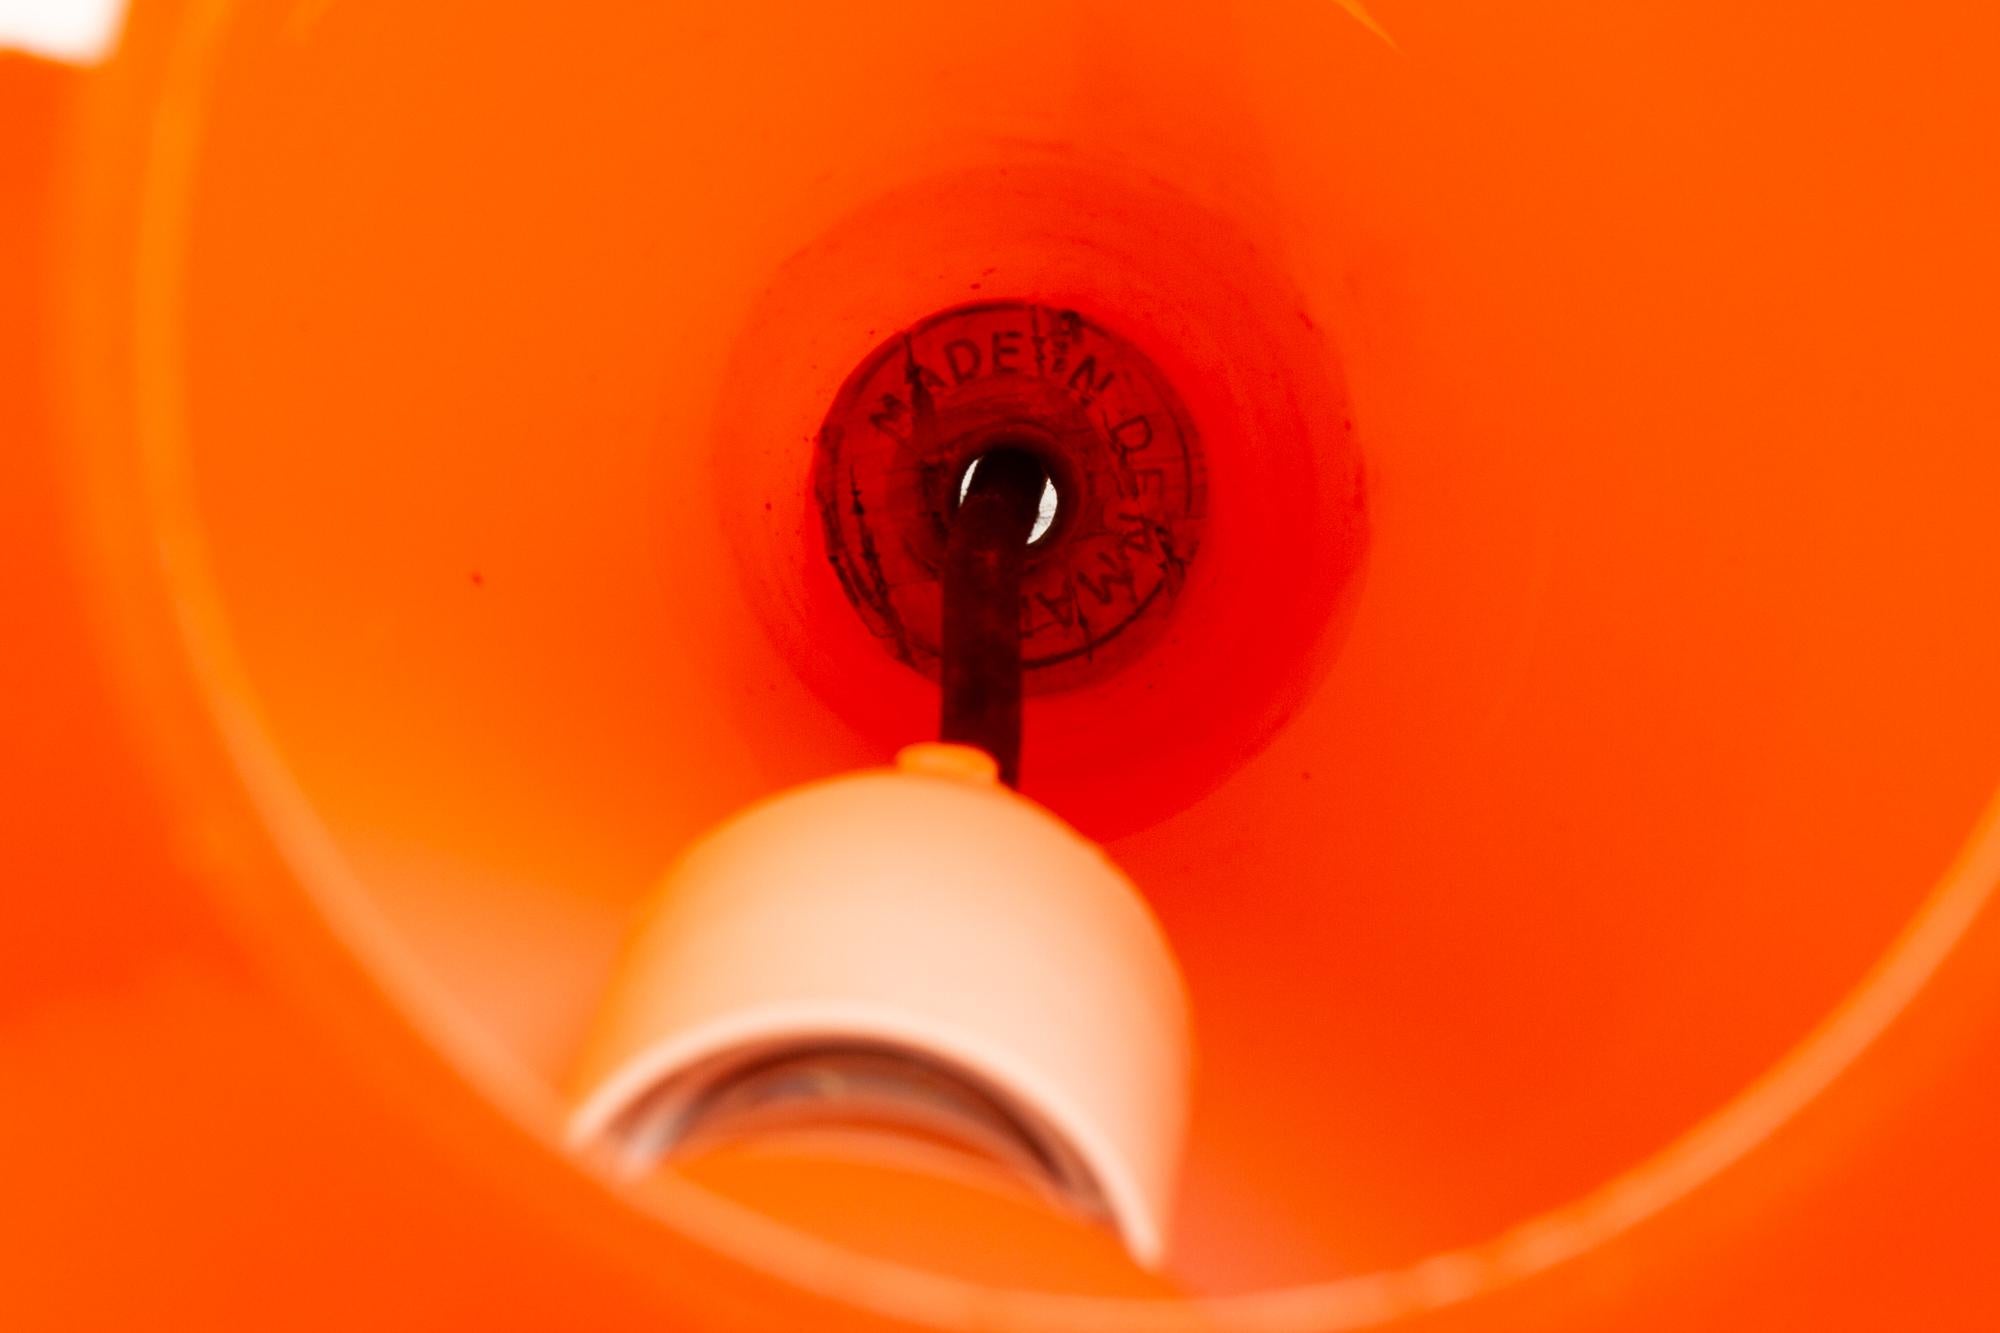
5, 0, 2000, 1328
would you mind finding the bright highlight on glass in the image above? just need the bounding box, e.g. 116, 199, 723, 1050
0, 0, 127, 63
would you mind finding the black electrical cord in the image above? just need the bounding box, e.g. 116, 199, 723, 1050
938, 447, 1047, 787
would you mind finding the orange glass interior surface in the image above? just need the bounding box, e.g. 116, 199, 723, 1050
6, 0, 2000, 1328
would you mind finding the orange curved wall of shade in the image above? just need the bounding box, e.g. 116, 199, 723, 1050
5, 0, 2000, 1328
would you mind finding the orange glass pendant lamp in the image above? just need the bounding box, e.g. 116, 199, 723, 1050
5, 0, 2000, 1330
